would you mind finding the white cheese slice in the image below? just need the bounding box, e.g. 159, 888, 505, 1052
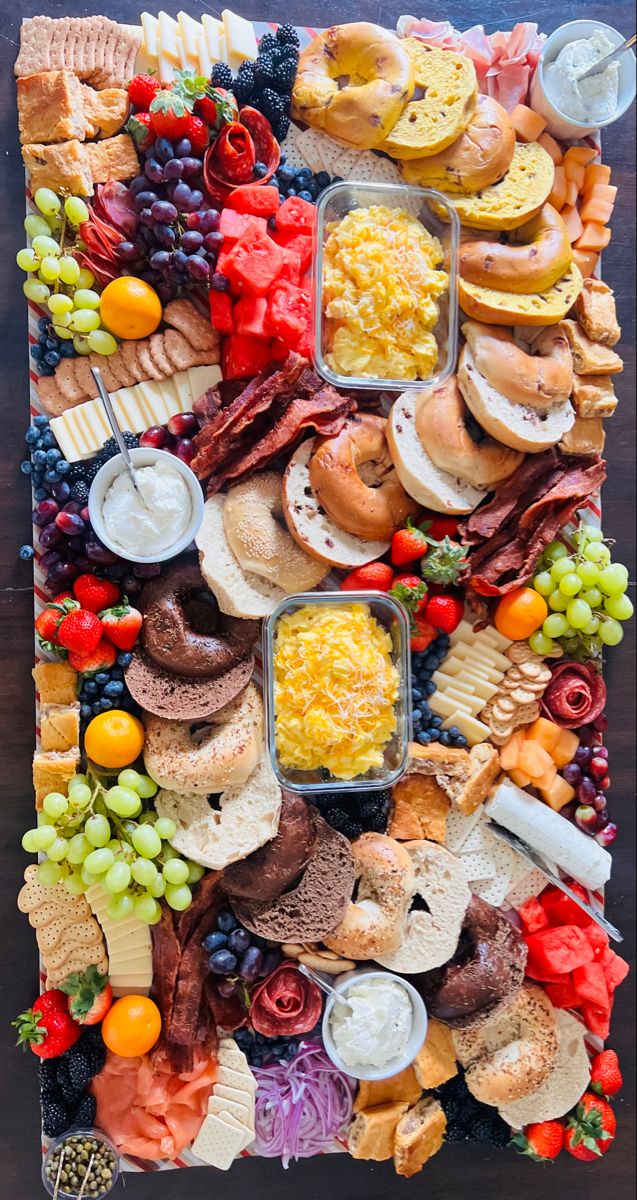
187, 364, 222, 399
176, 35, 191, 71
178, 11, 202, 62
450, 620, 477, 645
141, 12, 159, 57
158, 12, 182, 64
479, 626, 512, 652
432, 669, 476, 694
202, 14, 225, 61
441, 712, 491, 745
444, 688, 485, 717
157, 50, 175, 83
429, 692, 472, 719
222, 9, 258, 66
454, 671, 499, 702
196, 33, 214, 77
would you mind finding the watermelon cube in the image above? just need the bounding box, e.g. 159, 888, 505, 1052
224, 227, 284, 296
573, 962, 609, 1010
544, 977, 580, 1009
218, 209, 268, 242
581, 1003, 611, 1041
525, 925, 595, 976
541, 884, 594, 929
600, 947, 630, 993
225, 185, 280, 217
233, 294, 270, 339
518, 897, 549, 935
209, 290, 234, 336
276, 196, 316, 237
222, 333, 273, 380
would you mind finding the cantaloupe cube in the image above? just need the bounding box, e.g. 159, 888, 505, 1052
565, 177, 580, 206
561, 204, 584, 244
541, 774, 577, 811
552, 729, 580, 768
583, 163, 611, 191
563, 145, 598, 168
573, 248, 599, 278
518, 741, 555, 780
535, 762, 558, 792
563, 156, 586, 191
579, 197, 615, 225
511, 104, 547, 142
549, 165, 567, 210
582, 183, 618, 205
499, 730, 526, 771
575, 222, 612, 252
538, 132, 563, 165
509, 767, 533, 788
526, 717, 562, 755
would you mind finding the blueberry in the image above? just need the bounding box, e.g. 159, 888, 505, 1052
421, 705, 432, 721
253, 161, 268, 178
20, 460, 33, 475
296, 189, 313, 203
44, 469, 60, 484
83, 680, 98, 695
431, 716, 443, 728
60, 341, 75, 358
41, 430, 57, 448
296, 167, 312, 181
217, 909, 238, 934
277, 165, 296, 185
116, 652, 133, 668
425, 681, 437, 696
91, 701, 103, 714
32, 449, 47, 468
95, 672, 110, 685
286, 187, 297, 198
417, 731, 431, 745
228, 928, 251, 954
45, 337, 59, 351
456, 735, 468, 748
80, 704, 93, 720
99, 698, 114, 711
412, 688, 423, 702
30, 345, 43, 361
439, 731, 451, 745
18, 544, 34, 560
448, 726, 460, 738
46, 448, 62, 465
412, 709, 422, 722
332, 175, 344, 183
315, 171, 331, 188
110, 668, 124, 681
34, 415, 50, 428
305, 180, 319, 199
33, 487, 48, 502
38, 316, 50, 332
104, 680, 124, 697
202, 931, 228, 953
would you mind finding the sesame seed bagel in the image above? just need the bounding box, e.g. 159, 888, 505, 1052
323, 833, 416, 959
453, 982, 559, 1106
222, 471, 328, 593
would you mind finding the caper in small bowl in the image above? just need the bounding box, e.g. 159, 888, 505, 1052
42, 1128, 119, 1198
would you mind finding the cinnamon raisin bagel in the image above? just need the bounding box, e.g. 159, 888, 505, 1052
417, 377, 524, 488
462, 321, 574, 410
308, 413, 420, 542
460, 205, 573, 295
401, 95, 515, 193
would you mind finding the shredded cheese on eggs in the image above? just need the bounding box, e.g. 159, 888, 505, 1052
322, 205, 448, 381
273, 603, 399, 780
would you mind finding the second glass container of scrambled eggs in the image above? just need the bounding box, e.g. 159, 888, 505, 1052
263, 591, 411, 793
313, 181, 459, 392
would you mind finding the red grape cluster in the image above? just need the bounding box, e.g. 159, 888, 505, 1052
561, 717, 616, 845
139, 411, 198, 465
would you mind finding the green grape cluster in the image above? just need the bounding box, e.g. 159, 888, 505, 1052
528, 523, 634, 661
17, 189, 117, 357
22, 769, 204, 925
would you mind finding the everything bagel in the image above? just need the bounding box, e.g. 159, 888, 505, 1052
222, 472, 328, 593
291, 23, 415, 149
323, 833, 415, 960
308, 413, 420, 541
418, 377, 525, 488
140, 562, 259, 678
453, 982, 559, 1105
460, 205, 573, 295
462, 321, 574, 410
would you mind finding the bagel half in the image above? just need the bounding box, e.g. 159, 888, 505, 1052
462, 321, 573, 411
498, 1010, 591, 1128
222, 471, 329, 593
197, 494, 287, 619
387, 391, 487, 514
458, 345, 575, 454
282, 438, 391, 568
459, 204, 573, 295
376, 840, 471, 974
420, 377, 524, 488
453, 982, 559, 1106
401, 95, 515, 194
459, 262, 584, 327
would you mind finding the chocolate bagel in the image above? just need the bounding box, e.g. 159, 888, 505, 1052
140, 562, 259, 678
415, 896, 527, 1030
222, 794, 316, 903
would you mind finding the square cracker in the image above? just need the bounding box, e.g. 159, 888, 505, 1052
208, 1094, 252, 1129
192, 1113, 247, 1170
218, 1039, 249, 1071
216, 1109, 253, 1150
216, 1065, 256, 1093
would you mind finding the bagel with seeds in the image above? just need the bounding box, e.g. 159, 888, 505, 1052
323, 833, 415, 959
460, 205, 573, 295
401, 95, 515, 193
386, 390, 487, 514
462, 321, 573, 410
453, 982, 559, 1106
222, 471, 328, 593
420, 376, 524, 488
197, 494, 287, 619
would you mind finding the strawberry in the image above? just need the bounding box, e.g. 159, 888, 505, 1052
149, 89, 191, 140
60, 966, 113, 1026
99, 602, 142, 651
184, 112, 211, 154
57, 609, 103, 656
421, 514, 459, 541
590, 1049, 623, 1097
425, 594, 464, 634
391, 520, 431, 567
564, 1092, 616, 1161
127, 111, 155, 152
129, 73, 164, 109
410, 612, 437, 653
390, 574, 429, 617
340, 563, 395, 592
34, 594, 79, 652
421, 536, 469, 586
13, 989, 81, 1059
68, 637, 117, 676
512, 1120, 564, 1161
73, 574, 121, 615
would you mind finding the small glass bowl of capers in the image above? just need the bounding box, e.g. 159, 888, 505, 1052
42, 1129, 120, 1198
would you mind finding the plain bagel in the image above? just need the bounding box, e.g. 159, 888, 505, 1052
460, 205, 573, 295
458, 344, 575, 454
462, 321, 574, 411
197, 494, 287, 619
142, 681, 263, 794
453, 982, 559, 1106
308, 414, 420, 542
323, 833, 415, 959
376, 840, 471, 975
387, 390, 487, 513
222, 471, 328, 593
291, 23, 414, 149
401, 95, 515, 193
418, 377, 524, 488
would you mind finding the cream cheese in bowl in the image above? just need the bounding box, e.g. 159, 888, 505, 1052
545, 30, 619, 125
102, 458, 191, 558
330, 976, 413, 1069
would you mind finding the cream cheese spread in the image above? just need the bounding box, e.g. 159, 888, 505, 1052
545, 31, 620, 124
330, 977, 413, 1069
102, 459, 192, 557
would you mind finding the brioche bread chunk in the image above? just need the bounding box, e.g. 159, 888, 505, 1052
393, 1098, 447, 1177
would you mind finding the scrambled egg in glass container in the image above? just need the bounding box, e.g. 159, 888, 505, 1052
322, 204, 449, 381
273, 603, 399, 780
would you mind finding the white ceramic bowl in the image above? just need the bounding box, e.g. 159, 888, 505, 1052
531, 20, 636, 139
321, 969, 428, 1082
88, 447, 204, 564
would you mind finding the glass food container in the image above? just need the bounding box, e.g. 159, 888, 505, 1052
263, 591, 411, 794
42, 1128, 120, 1199
313, 180, 460, 392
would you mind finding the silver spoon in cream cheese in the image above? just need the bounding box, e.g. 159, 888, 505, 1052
90, 365, 150, 510
298, 963, 355, 1010
578, 32, 635, 79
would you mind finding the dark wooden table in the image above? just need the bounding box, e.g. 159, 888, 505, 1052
0, 2, 634, 1196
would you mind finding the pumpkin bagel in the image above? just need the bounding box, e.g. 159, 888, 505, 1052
291, 23, 415, 149
401, 95, 515, 193
460, 204, 573, 294
418, 377, 524, 488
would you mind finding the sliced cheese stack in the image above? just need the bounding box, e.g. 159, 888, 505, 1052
429, 619, 511, 745
50, 365, 221, 462
85, 884, 153, 996
139, 9, 258, 82
192, 1039, 256, 1169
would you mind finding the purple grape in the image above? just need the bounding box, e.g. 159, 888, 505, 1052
259, 949, 282, 979
227, 928, 251, 955
217, 909, 238, 933
203, 931, 228, 953
151, 200, 178, 223
55, 511, 84, 536
139, 208, 155, 229
163, 158, 184, 181
73, 556, 91, 572
154, 137, 174, 164
157, 282, 177, 305
593, 714, 609, 733
574, 746, 593, 768
181, 230, 204, 253
167, 267, 187, 285
47, 561, 77, 588
40, 550, 62, 569
63, 501, 83, 515
205, 232, 224, 253
186, 256, 210, 281
154, 223, 177, 249
33, 499, 59, 526
117, 241, 141, 262
39, 524, 63, 548
145, 158, 164, 184
139, 270, 161, 288
592, 792, 608, 813
174, 138, 192, 157
130, 174, 149, 195
208, 949, 238, 975
591, 745, 609, 760
122, 574, 141, 597
239, 946, 264, 982
217, 978, 238, 998
84, 538, 119, 565
577, 777, 597, 806
562, 763, 582, 787
184, 189, 203, 213
199, 209, 220, 234
50, 481, 71, 503
150, 250, 171, 270
181, 157, 202, 178
134, 190, 159, 211
172, 250, 188, 272
575, 804, 598, 834
596, 822, 617, 847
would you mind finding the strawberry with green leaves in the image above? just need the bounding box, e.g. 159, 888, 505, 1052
512, 1120, 564, 1162
340, 563, 395, 592
149, 89, 192, 141
564, 1092, 616, 1161
57, 609, 103, 656
13, 989, 81, 1059
390, 574, 428, 616
73, 575, 121, 615
34, 594, 79, 654
590, 1049, 623, 1097
60, 967, 113, 1026
391, 520, 431, 567
128, 73, 165, 110
127, 112, 155, 153
421, 536, 469, 586
99, 601, 143, 651
172, 72, 238, 131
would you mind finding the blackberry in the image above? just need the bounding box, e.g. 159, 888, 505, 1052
271, 57, 298, 91
72, 1092, 97, 1127
41, 1098, 71, 1138
38, 1059, 58, 1086
211, 62, 233, 90
259, 87, 286, 123
254, 54, 276, 89
274, 115, 291, 143
55, 1061, 84, 1107
258, 32, 278, 55
444, 1122, 468, 1143
70, 479, 89, 504
326, 809, 364, 839
83, 459, 105, 485
64, 1050, 93, 1092
486, 1116, 512, 1149
99, 432, 139, 461
276, 23, 300, 47
471, 1116, 498, 1144
233, 60, 256, 104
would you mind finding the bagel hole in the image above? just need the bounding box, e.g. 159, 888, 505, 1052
183, 590, 221, 636
335, 73, 351, 90
206, 792, 223, 813
409, 893, 431, 914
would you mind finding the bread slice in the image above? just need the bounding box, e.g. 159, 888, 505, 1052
387, 391, 486, 514
349, 1102, 410, 1161
443, 743, 501, 815
459, 263, 584, 327
562, 319, 623, 375
39, 703, 80, 753
196, 494, 287, 619
454, 983, 559, 1106
414, 1018, 458, 1089
498, 1010, 591, 1128
559, 415, 606, 457
389, 774, 450, 842
571, 373, 618, 418
432, 142, 555, 231
459, 345, 575, 453
354, 1067, 422, 1113
32, 661, 78, 705
282, 438, 390, 568
408, 740, 469, 776
393, 1097, 446, 1178
377, 840, 471, 974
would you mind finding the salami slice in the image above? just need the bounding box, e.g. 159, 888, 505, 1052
541, 661, 607, 729
203, 107, 280, 206
249, 961, 323, 1037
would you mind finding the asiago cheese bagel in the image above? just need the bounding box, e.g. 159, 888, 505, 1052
291, 23, 415, 149
376, 840, 471, 975
401, 95, 515, 193
419, 376, 524, 488
323, 833, 415, 959
142, 682, 263, 794
222, 472, 329, 593
458, 344, 575, 454
460, 205, 573, 294
387, 391, 487, 514
462, 321, 574, 411
308, 414, 420, 542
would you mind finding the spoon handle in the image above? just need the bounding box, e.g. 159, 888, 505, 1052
579, 33, 636, 79
297, 963, 354, 1008
90, 366, 146, 504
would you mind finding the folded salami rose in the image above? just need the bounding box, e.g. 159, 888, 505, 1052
249, 962, 323, 1037
541, 661, 606, 729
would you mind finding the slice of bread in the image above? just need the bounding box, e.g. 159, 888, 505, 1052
377, 840, 471, 974
432, 142, 555, 231
453, 982, 559, 1106
349, 1102, 410, 1161
443, 743, 501, 815
498, 1010, 591, 1128
562, 318, 624, 375
354, 1067, 422, 1113
459, 263, 584, 327
387, 391, 486, 514
196, 494, 287, 619
459, 345, 575, 454
414, 1018, 458, 1089
282, 438, 390, 568
393, 1097, 447, 1178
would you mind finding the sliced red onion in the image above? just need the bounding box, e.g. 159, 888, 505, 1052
253, 1042, 355, 1168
